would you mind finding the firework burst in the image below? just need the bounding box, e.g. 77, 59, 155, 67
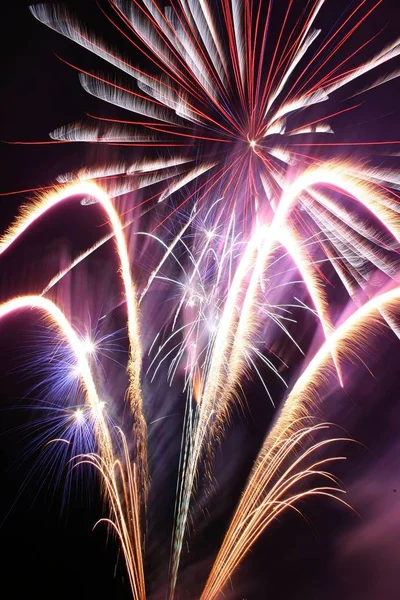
2, 1, 400, 599
29, 0, 400, 222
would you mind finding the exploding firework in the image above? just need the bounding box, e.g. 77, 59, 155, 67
2, 173, 400, 597
28, 1, 400, 224
2, 1, 400, 599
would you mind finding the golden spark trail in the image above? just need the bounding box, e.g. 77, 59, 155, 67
201, 424, 349, 600
42, 230, 117, 295
0, 295, 146, 599
78, 430, 146, 600
170, 164, 399, 590
230, 162, 400, 392
282, 165, 400, 244
201, 285, 400, 599
268, 285, 400, 446
0, 182, 148, 498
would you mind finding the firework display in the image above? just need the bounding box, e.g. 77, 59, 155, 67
2, 1, 400, 598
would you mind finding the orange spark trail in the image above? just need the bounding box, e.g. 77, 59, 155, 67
201, 284, 400, 599
0, 182, 147, 497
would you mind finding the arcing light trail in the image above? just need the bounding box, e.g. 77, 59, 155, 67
0, 181, 147, 500
3, 166, 400, 598
201, 284, 400, 599
167, 162, 400, 596
3, 0, 400, 598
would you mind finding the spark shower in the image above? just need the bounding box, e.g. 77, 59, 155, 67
2, 1, 400, 598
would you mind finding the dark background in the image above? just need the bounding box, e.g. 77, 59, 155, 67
1, 1, 400, 599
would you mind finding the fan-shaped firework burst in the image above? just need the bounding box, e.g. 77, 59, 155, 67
30, 1, 400, 221
2, 1, 400, 599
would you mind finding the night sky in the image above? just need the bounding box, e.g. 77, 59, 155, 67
2, 2, 400, 599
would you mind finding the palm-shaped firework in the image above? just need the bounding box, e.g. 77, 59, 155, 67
31, 1, 400, 220
1, 1, 400, 599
